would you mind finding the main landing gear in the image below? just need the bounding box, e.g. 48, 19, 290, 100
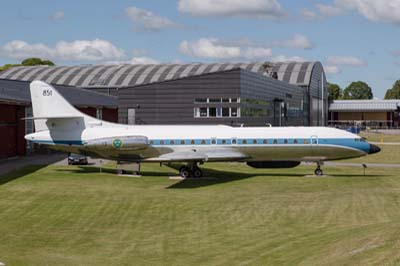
179, 162, 203, 178
314, 162, 324, 176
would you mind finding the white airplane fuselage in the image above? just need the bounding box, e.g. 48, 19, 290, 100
25, 81, 380, 172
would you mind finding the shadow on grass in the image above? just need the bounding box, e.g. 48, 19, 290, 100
167, 165, 384, 189
55, 164, 384, 189
0, 165, 47, 185
56, 166, 173, 177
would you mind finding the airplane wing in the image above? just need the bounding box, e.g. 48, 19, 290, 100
144, 148, 248, 162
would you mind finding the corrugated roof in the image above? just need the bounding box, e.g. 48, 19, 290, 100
329, 100, 400, 112
0, 62, 319, 88
0, 79, 117, 108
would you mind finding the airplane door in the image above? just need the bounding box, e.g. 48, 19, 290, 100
310, 135, 318, 155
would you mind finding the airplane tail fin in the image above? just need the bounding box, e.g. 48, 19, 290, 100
29, 81, 99, 132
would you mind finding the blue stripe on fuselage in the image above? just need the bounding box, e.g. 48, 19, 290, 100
32, 138, 370, 153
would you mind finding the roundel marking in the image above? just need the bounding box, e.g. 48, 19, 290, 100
113, 139, 123, 149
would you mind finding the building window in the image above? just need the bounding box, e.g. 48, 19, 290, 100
222, 108, 230, 117
243, 140, 247, 144
181, 140, 185, 145
160, 140, 164, 145
201, 140, 206, 145
211, 139, 216, 145
284, 139, 288, 144
222, 139, 227, 144
253, 139, 257, 144
209, 108, 217, 117
194, 98, 207, 103
263, 139, 268, 144
209, 98, 221, 103
170, 140, 175, 145
231, 108, 239, 117
150, 140, 154, 145
304, 139, 309, 144
294, 139, 298, 144
191, 140, 195, 145
273, 139, 278, 144
232, 138, 237, 144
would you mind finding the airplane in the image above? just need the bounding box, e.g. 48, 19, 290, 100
25, 81, 381, 178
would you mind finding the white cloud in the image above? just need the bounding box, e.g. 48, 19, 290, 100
0, 39, 125, 62
178, 0, 286, 18
326, 56, 366, 66
324, 65, 341, 75
271, 55, 306, 63
316, 4, 344, 17
301, 8, 318, 20
179, 38, 241, 59
243, 47, 272, 59
332, 0, 400, 24
125, 6, 180, 32
51, 11, 65, 21
129, 57, 159, 64
277, 34, 313, 49
179, 38, 273, 60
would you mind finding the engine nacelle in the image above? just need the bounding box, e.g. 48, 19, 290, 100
247, 161, 301, 169
84, 136, 148, 151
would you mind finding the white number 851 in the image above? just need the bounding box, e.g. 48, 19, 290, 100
42, 90, 52, 96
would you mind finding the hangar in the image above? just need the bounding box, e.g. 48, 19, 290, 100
0, 79, 118, 159
0, 61, 328, 127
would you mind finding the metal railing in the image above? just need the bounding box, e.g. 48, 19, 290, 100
328, 120, 398, 130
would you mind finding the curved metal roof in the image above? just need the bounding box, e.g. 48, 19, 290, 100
329, 100, 400, 112
0, 62, 320, 88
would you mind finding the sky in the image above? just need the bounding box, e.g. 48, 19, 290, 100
0, 0, 399, 98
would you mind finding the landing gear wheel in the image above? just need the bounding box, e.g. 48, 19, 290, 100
314, 168, 324, 176
192, 167, 203, 178
179, 167, 191, 179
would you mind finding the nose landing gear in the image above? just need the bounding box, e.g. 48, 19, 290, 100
314, 162, 324, 176
179, 162, 203, 178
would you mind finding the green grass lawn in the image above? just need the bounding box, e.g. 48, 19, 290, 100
1, 163, 400, 266
340, 144, 400, 164
360, 132, 400, 143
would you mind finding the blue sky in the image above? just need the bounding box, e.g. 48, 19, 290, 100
0, 0, 399, 98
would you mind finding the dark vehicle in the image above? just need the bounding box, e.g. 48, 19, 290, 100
67, 153, 88, 165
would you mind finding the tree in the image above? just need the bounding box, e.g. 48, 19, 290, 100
0, 58, 55, 72
343, 81, 373, 100
21, 58, 55, 66
328, 83, 342, 101
384, 80, 400, 99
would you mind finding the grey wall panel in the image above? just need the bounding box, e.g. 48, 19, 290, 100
118, 70, 241, 125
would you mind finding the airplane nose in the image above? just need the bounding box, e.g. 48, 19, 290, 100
369, 144, 381, 154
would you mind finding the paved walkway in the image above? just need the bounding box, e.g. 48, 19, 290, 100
370, 142, 400, 145
325, 162, 400, 168
0, 154, 66, 176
